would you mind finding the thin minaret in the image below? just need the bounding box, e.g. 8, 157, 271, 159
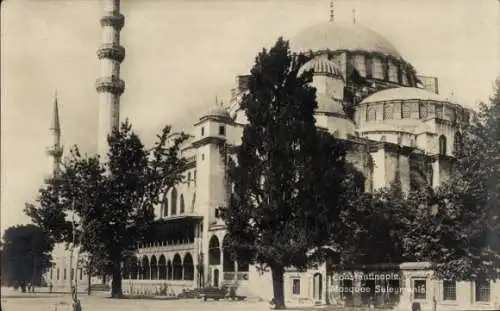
329, 1, 334, 22
95, 0, 125, 158
352, 8, 356, 24
47, 92, 63, 176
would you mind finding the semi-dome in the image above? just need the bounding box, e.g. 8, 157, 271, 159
291, 22, 401, 58
298, 55, 343, 78
360, 87, 449, 104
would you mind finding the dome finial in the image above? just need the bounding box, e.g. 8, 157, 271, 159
329, 1, 334, 22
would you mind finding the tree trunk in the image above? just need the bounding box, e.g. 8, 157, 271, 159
111, 260, 123, 298
325, 270, 330, 305
87, 271, 91, 296
271, 265, 286, 309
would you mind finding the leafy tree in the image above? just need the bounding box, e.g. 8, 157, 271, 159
26, 120, 187, 297
1, 224, 54, 291
409, 78, 500, 281
223, 38, 352, 309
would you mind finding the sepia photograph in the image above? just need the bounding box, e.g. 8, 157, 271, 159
1, 0, 499, 310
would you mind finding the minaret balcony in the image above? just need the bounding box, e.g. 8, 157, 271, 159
97, 44, 125, 63
46, 146, 64, 158
96, 76, 125, 95
100, 13, 125, 30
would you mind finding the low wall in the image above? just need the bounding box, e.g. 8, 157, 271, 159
122, 279, 194, 296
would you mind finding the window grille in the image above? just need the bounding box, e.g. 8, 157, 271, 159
476, 280, 490, 302
401, 103, 411, 118
383, 103, 393, 120
443, 280, 456, 301
292, 279, 301, 295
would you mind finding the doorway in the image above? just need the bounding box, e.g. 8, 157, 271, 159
313, 273, 323, 301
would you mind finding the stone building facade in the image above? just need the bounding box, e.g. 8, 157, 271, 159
117, 20, 499, 309
43, 10, 499, 310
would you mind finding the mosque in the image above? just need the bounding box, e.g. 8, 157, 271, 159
43, 0, 499, 309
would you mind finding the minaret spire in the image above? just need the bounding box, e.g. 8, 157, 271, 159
352, 8, 356, 24
47, 91, 63, 176
96, 0, 125, 159
329, 1, 334, 22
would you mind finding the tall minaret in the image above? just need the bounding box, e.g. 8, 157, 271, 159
95, 0, 125, 158
47, 92, 63, 176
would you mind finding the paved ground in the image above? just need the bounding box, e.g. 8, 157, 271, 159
1, 288, 275, 311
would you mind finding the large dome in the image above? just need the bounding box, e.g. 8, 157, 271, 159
291, 22, 401, 58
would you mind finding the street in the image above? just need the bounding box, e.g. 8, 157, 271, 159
1, 288, 273, 311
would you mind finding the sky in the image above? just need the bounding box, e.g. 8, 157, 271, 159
1, 0, 499, 232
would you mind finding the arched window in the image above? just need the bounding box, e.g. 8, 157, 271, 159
180, 194, 185, 214
187, 172, 191, 187
131, 257, 138, 280
167, 260, 173, 280
173, 254, 183, 280
162, 198, 168, 217
171, 188, 177, 215
439, 135, 447, 155
63, 268, 67, 280
150, 255, 158, 280
158, 255, 167, 280
183, 253, 194, 281
453, 132, 462, 155
142, 256, 150, 280
191, 193, 196, 213
208, 235, 221, 265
